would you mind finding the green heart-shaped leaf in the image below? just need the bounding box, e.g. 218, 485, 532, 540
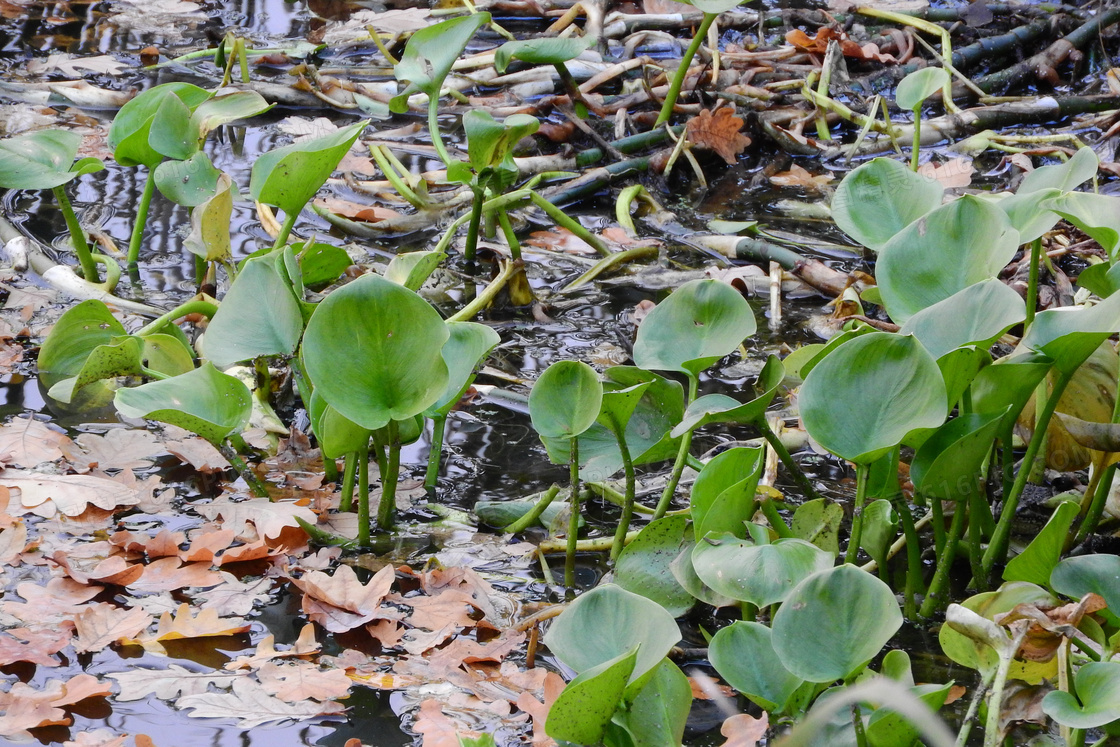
831, 157, 943, 252
115, 362, 252, 444
692, 532, 835, 608
710, 621, 804, 713
494, 36, 595, 74
895, 67, 949, 110
899, 279, 1025, 360
529, 360, 603, 439
1043, 662, 1120, 729
109, 83, 210, 168
0, 130, 103, 190
390, 14, 489, 112
427, 321, 500, 417
545, 648, 637, 745
614, 516, 694, 617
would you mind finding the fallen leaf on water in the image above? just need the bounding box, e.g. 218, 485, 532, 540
72, 603, 152, 653
125, 602, 250, 650
162, 435, 229, 472
769, 164, 834, 191
257, 660, 353, 702
524, 228, 599, 255
63, 730, 129, 747
67, 428, 164, 472
55, 553, 144, 586
414, 698, 480, 747
686, 107, 751, 165
176, 677, 346, 727
719, 712, 768, 747
918, 157, 974, 188
224, 623, 320, 670
109, 664, 243, 702
0, 417, 70, 467
196, 496, 317, 540
27, 53, 128, 77
294, 563, 396, 633
0, 699, 69, 738
3, 470, 140, 517
1, 577, 102, 624
0, 627, 71, 667
180, 528, 236, 562
125, 556, 222, 593
515, 671, 566, 747
315, 197, 401, 224
389, 588, 480, 631
0, 520, 27, 563
194, 572, 273, 617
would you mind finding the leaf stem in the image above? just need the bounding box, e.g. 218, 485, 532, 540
1024, 238, 1042, 328
339, 451, 358, 512
135, 298, 219, 337
357, 443, 371, 547
654, 12, 716, 127
463, 188, 485, 263
909, 106, 922, 170
920, 492, 967, 617
428, 95, 453, 166
565, 437, 581, 587
844, 462, 871, 564
126, 175, 158, 272
607, 412, 636, 563
271, 209, 300, 252
505, 484, 561, 534
52, 185, 100, 284
653, 374, 698, 520
425, 415, 447, 489
377, 421, 401, 530
756, 418, 822, 502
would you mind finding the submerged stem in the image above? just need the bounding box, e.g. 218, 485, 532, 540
52, 185, 100, 284
127, 175, 159, 271
920, 494, 967, 618
339, 451, 358, 512
378, 420, 401, 530
357, 444, 371, 547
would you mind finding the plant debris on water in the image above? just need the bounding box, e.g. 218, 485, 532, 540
2, 0, 1120, 746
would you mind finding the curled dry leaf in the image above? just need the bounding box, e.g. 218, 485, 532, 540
293, 563, 396, 633
195, 496, 317, 540
686, 107, 751, 165
63, 729, 129, 747
413, 698, 480, 747
1, 577, 102, 624
0, 520, 28, 564
224, 623, 320, 670
0, 673, 112, 737
55, 553, 144, 586
194, 573, 273, 617
315, 197, 401, 224
0, 417, 70, 467
125, 557, 223, 593
769, 164, 835, 191
125, 603, 250, 650
515, 671, 566, 747
785, 27, 898, 63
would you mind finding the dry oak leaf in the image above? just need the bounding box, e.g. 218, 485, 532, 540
315, 197, 401, 224
109, 664, 243, 702
72, 603, 153, 653
180, 528, 236, 562
367, 619, 407, 648
720, 712, 769, 747
0, 627, 71, 667
66, 428, 164, 472
0, 698, 69, 738
686, 107, 751, 165
426, 630, 527, 678
515, 671, 566, 747
63, 730, 129, 747
769, 164, 834, 191
390, 588, 481, 631
194, 572, 273, 617
55, 553, 145, 586
223, 623, 320, 670
176, 677, 346, 727
1, 673, 113, 710
162, 435, 229, 472
257, 660, 353, 702
413, 698, 480, 747
1, 577, 102, 623
125, 602, 250, 649
292, 563, 396, 633
0, 520, 28, 564
195, 496, 317, 540
918, 157, 974, 189
110, 528, 186, 558
2, 469, 140, 517
125, 556, 222, 593
0, 417, 70, 466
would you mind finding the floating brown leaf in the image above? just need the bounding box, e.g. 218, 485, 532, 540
125, 603, 250, 650
0, 627, 71, 667
63, 729, 129, 747
686, 108, 751, 165
0, 417, 69, 467
126, 557, 222, 593
194, 572, 272, 617
257, 660, 353, 702
55, 553, 144, 586
176, 677, 346, 727
195, 496, 317, 540
413, 699, 479, 747
918, 157, 974, 188
1, 578, 102, 624
719, 713, 768, 747
67, 429, 164, 472
3, 470, 140, 517
769, 164, 834, 191
515, 671, 566, 747
224, 623, 320, 670
109, 665, 243, 701
293, 563, 396, 633
72, 603, 153, 653
0, 520, 27, 564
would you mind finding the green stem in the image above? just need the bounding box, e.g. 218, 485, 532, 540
528, 192, 611, 257
930, 493, 946, 558
653, 375, 698, 520
920, 494, 967, 618
756, 418, 823, 502
219, 442, 270, 499
136, 299, 219, 337
126, 175, 158, 271
562, 245, 660, 292
909, 106, 922, 170
1025, 238, 1042, 329
654, 12, 717, 127
969, 488, 989, 592
370, 145, 428, 210
339, 451, 358, 512
893, 496, 922, 618
425, 415, 448, 489
272, 209, 300, 251
378, 420, 401, 530
505, 484, 561, 534
845, 463, 871, 564
983, 626, 1030, 747
496, 210, 521, 261
565, 438, 581, 587
323, 454, 339, 485
463, 188, 485, 263
428, 95, 453, 166
983, 369, 1074, 575
608, 414, 637, 563
445, 259, 519, 322
760, 498, 794, 538
1075, 462, 1116, 546
357, 444, 370, 547
52, 185, 100, 283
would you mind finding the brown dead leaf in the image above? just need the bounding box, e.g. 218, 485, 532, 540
162, 435, 230, 472
515, 671, 565, 747
686, 107, 751, 165
55, 553, 144, 586
109, 664, 243, 702
126, 603, 250, 649
524, 228, 599, 255
293, 563, 396, 633
997, 594, 1107, 662
180, 528, 236, 562
785, 27, 897, 62
998, 681, 1048, 739
0, 520, 28, 564
126, 557, 222, 593
67, 428, 164, 472
391, 588, 480, 631
427, 630, 526, 676
918, 157, 974, 188
0, 698, 69, 738
367, 619, 407, 648
769, 164, 834, 191
176, 677, 346, 727
3, 469, 140, 517
414, 698, 480, 747
0, 339, 22, 374
224, 623, 320, 670
72, 603, 153, 653
315, 197, 400, 224
257, 660, 353, 702
64, 730, 129, 747
194, 572, 273, 617
1, 577, 102, 624
195, 496, 317, 540
720, 712, 768, 747
0, 627, 71, 667
0, 417, 70, 466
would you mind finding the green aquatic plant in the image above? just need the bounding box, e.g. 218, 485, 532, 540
0, 130, 107, 285
894, 67, 950, 171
